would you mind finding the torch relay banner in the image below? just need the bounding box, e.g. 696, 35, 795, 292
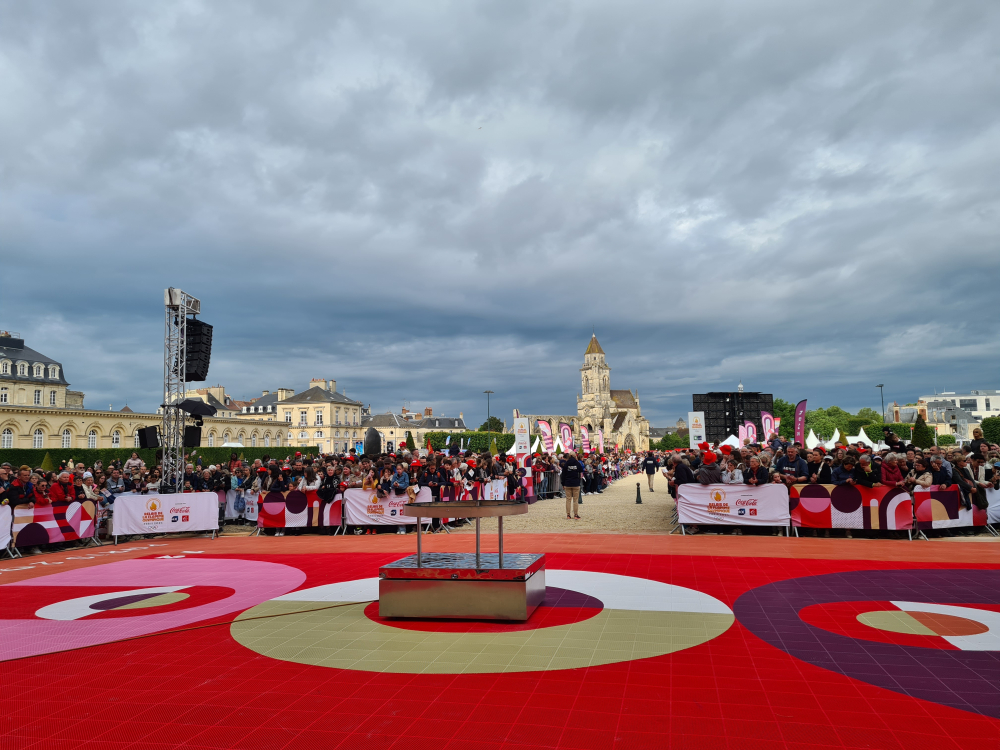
113, 493, 219, 536
580, 426, 591, 454
559, 422, 575, 452
344, 487, 432, 525
677, 484, 790, 526
794, 400, 807, 445
687, 412, 706, 449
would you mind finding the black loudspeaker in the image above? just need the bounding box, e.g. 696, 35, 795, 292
363, 426, 381, 456
138, 426, 160, 449
183, 425, 202, 447
185, 319, 213, 382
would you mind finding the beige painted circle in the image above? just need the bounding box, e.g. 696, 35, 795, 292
231, 571, 734, 674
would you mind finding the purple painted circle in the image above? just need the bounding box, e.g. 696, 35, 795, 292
543, 586, 603, 610
734, 569, 1000, 718
283, 490, 309, 514
89, 593, 163, 611
829, 484, 863, 513
14, 523, 49, 548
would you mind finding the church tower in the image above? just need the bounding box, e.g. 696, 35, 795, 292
580, 334, 610, 397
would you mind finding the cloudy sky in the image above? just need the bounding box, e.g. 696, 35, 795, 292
3, 1, 998, 428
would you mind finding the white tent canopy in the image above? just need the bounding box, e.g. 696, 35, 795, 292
720, 434, 741, 448
846, 427, 876, 448
805, 429, 820, 450
822, 428, 841, 450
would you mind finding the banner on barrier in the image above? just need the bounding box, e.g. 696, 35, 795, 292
914, 485, 987, 530
678, 483, 789, 526
12, 499, 98, 548
790, 484, 912, 530
257, 490, 323, 528
0, 505, 10, 550
989, 488, 1000, 525
344, 487, 432, 525
113, 493, 219, 536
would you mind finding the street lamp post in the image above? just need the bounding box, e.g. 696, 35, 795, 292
483, 390, 494, 431
876, 384, 885, 422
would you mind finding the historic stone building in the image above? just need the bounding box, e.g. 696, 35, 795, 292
519, 335, 650, 453
0, 334, 296, 453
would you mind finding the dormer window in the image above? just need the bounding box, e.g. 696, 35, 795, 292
33, 364, 43, 377
17, 363, 27, 376
0, 361, 8, 375
49, 365, 59, 379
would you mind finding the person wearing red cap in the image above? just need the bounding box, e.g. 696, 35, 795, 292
696, 451, 722, 485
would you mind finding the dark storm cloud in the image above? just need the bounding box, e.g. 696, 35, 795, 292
2, 0, 998, 426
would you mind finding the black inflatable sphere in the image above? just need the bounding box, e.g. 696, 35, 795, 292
363, 426, 381, 457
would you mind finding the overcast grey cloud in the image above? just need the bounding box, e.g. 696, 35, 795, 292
2, 0, 998, 427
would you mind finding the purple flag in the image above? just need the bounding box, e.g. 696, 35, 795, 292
794, 400, 807, 445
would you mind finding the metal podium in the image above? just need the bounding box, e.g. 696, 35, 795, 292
378, 501, 545, 621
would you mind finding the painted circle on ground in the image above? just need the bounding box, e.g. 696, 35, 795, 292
734, 569, 1000, 719
231, 570, 734, 674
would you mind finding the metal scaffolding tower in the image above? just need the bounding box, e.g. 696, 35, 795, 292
161, 288, 200, 492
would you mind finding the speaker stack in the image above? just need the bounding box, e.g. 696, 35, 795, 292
137, 426, 160, 449
185, 319, 213, 382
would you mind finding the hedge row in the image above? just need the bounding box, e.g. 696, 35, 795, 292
422, 431, 516, 453
0, 446, 320, 470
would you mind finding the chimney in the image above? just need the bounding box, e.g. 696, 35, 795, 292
309, 378, 326, 390
424, 407, 433, 417
328, 380, 337, 393
401, 407, 408, 415
459, 411, 463, 420
277, 388, 294, 401
262, 390, 270, 397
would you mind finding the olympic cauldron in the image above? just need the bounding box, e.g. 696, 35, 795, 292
378, 500, 544, 621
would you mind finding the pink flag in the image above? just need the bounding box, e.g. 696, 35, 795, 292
760, 411, 775, 441
580, 426, 591, 454
598, 429, 604, 454
559, 422, 575, 452
537, 421, 554, 452
744, 421, 757, 444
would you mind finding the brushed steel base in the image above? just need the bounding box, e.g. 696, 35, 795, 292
379, 568, 546, 621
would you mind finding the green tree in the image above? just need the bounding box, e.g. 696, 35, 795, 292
855, 407, 883, 425
40, 452, 54, 472
478, 416, 504, 432
911, 415, 935, 449
405, 431, 416, 451
937, 434, 956, 446
981, 416, 1000, 445
772, 398, 796, 439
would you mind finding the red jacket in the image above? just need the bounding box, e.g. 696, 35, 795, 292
6, 479, 43, 508
48, 481, 75, 503
881, 463, 903, 486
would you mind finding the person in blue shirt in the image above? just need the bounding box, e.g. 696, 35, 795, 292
831, 456, 857, 485
775, 445, 809, 486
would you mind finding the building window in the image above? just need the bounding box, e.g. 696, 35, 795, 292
251, 434, 257, 447
62, 429, 71, 448
224, 432, 231, 443
353, 431, 357, 438
0, 361, 7, 375
238, 433, 246, 444
208, 433, 215, 447
298, 431, 308, 439
1, 429, 12, 448
987, 398, 992, 410
33, 429, 44, 448
50, 366, 60, 379
315, 431, 323, 438
960, 399, 977, 410
17, 363, 26, 376
34, 389, 41, 405
335, 430, 340, 437
315, 411, 323, 425
284, 411, 292, 423
111, 430, 121, 447
0, 388, 6, 403
264, 434, 270, 447
49, 390, 56, 405
276, 433, 282, 447
33, 364, 43, 378
134, 431, 141, 448
88, 430, 97, 448
299, 411, 307, 426
286, 431, 292, 441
